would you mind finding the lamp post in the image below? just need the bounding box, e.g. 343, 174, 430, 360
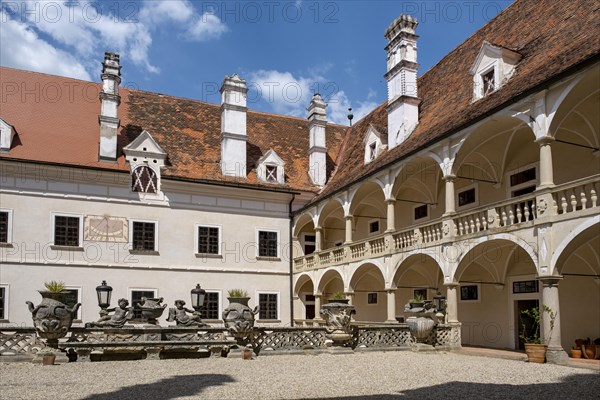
190, 284, 206, 315
96, 280, 113, 314
433, 291, 446, 313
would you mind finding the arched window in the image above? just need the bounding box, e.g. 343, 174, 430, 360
131, 166, 157, 193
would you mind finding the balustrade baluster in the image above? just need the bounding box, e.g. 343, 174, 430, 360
475, 216, 481, 232
570, 192, 577, 212
591, 188, 597, 208
581, 188, 587, 210
561, 192, 568, 214
516, 204, 523, 223
508, 207, 515, 225
524, 203, 530, 221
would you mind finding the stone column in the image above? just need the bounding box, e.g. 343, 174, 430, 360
536, 136, 555, 189
314, 294, 323, 325
386, 289, 397, 322
315, 227, 323, 252
443, 175, 456, 215
445, 284, 459, 323
385, 200, 396, 232
344, 215, 353, 244
540, 276, 568, 364
345, 292, 355, 306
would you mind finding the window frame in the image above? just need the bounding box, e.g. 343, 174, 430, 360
194, 224, 222, 256
367, 292, 378, 305
256, 291, 279, 321
0, 209, 13, 244
367, 141, 378, 162
256, 229, 280, 259
413, 204, 429, 223
301, 232, 316, 255
265, 164, 278, 183
0, 284, 9, 321
50, 212, 84, 248
368, 219, 380, 236
129, 219, 159, 252
459, 284, 481, 303
506, 163, 539, 198
131, 165, 159, 194
202, 290, 222, 321
456, 183, 479, 211
64, 286, 82, 321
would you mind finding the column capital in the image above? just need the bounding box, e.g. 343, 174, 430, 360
314, 226, 323, 232
344, 214, 353, 220
442, 174, 456, 182
385, 287, 397, 293
385, 198, 396, 205
444, 282, 460, 288
537, 275, 563, 287
535, 135, 555, 146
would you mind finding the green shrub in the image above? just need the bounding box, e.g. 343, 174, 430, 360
228, 289, 248, 298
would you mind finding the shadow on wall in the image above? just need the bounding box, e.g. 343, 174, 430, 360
317, 373, 600, 400
82, 374, 235, 400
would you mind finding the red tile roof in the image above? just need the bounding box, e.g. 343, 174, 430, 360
0, 68, 347, 193
312, 0, 600, 203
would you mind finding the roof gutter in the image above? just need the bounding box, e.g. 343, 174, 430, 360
294, 53, 600, 216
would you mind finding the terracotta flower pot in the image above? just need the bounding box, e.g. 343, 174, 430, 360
242, 348, 253, 360
570, 348, 582, 358
524, 343, 547, 363
42, 355, 56, 366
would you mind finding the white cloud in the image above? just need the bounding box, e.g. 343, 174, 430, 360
187, 12, 229, 41
0, 0, 228, 79
248, 68, 378, 126
0, 11, 91, 81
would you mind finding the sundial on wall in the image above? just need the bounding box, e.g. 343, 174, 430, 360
84, 215, 128, 242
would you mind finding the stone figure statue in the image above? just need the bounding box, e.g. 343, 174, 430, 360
86, 298, 133, 328
167, 300, 206, 326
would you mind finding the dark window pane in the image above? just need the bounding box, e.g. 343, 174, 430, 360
482, 69, 495, 95
259, 231, 278, 257
198, 226, 219, 254
413, 289, 427, 300
131, 290, 156, 320
132, 166, 158, 193
0, 212, 8, 243
202, 292, 219, 319
259, 293, 278, 319
513, 280, 539, 294
63, 289, 80, 319
458, 188, 476, 207
414, 205, 428, 220
369, 220, 379, 234
510, 168, 536, 187
132, 222, 155, 251
513, 186, 536, 197
266, 165, 277, 182
460, 285, 478, 301
0, 287, 5, 319
54, 216, 80, 246
367, 293, 378, 304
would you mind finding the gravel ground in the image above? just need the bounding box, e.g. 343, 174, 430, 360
1, 351, 598, 400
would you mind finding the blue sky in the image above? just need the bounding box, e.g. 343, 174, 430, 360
1, 0, 512, 124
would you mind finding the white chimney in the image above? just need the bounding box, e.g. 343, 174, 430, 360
307, 93, 327, 186
98, 52, 121, 161
384, 14, 420, 149
220, 74, 247, 178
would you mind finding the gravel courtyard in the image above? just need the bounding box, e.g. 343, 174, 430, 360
1, 351, 598, 400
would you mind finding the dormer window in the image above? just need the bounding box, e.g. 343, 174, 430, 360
0, 118, 16, 152
257, 149, 285, 184
266, 165, 278, 182
123, 130, 167, 195
132, 166, 158, 193
364, 124, 387, 164
471, 41, 521, 101
482, 69, 496, 96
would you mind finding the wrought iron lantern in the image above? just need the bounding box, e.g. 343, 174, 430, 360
96, 280, 113, 310
433, 291, 446, 313
190, 284, 206, 313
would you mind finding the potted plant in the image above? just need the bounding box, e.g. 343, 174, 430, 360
42, 351, 56, 366
328, 291, 349, 304
41, 280, 68, 303
227, 289, 249, 306
519, 304, 556, 363
409, 293, 425, 309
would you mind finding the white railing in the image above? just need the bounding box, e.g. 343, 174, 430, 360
552, 175, 599, 215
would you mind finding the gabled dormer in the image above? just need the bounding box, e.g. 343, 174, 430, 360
257, 149, 285, 184
0, 118, 16, 152
470, 41, 522, 101
364, 124, 388, 164
123, 130, 167, 194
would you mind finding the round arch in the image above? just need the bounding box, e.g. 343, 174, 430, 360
316, 268, 346, 295
391, 252, 444, 288
293, 273, 315, 296
552, 217, 600, 275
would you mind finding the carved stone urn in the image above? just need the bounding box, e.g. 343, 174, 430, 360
406, 316, 435, 343
320, 302, 356, 346
26, 291, 81, 347
222, 297, 259, 344
136, 297, 167, 325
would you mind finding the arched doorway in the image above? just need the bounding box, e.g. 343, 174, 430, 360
349, 263, 386, 322
294, 274, 316, 321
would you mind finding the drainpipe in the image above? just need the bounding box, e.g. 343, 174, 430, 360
288, 193, 296, 326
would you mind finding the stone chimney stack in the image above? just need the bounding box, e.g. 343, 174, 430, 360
220, 74, 248, 178
384, 14, 420, 149
307, 93, 327, 187
98, 52, 121, 161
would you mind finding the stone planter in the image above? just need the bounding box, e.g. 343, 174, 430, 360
42, 354, 56, 366
26, 291, 81, 346
406, 316, 435, 343
222, 297, 258, 344
327, 299, 349, 304
320, 302, 356, 347
524, 343, 547, 363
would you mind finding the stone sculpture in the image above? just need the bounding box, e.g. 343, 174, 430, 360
86, 298, 133, 328
404, 300, 440, 346
167, 300, 207, 327
320, 302, 356, 346
222, 298, 259, 343
136, 297, 167, 325
26, 292, 81, 345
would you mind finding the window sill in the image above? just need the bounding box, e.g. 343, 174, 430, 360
0, 243, 13, 248
50, 245, 84, 251
257, 319, 281, 324
0, 319, 9, 323
129, 250, 160, 256
256, 256, 281, 261
195, 253, 223, 259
